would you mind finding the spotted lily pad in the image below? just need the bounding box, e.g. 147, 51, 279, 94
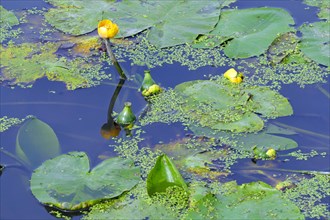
185, 181, 304, 219
174, 79, 293, 133
45, 0, 231, 48
299, 22, 330, 67
194, 7, 295, 58
0, 42, 106, 89
30, 152, 140, 211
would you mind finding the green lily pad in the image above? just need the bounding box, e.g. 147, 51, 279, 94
44, 0, 230, 48
0, 42, 106, 89
299, 22, 330, 67
0, 6, 20, 43
194, 7, 295, 58
30, 152, 140, 211
155, 138, 229, 179
174, 79, 293, 133
185, 181, 304, 219
16, 117, 61, 169
267, 32, 299, 64
147, 154, 188, 196
190, 124, 298, 152
0, 5, 19, 27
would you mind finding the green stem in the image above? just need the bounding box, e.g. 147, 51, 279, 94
0, 147, 31, 172
104, 38, 127, 79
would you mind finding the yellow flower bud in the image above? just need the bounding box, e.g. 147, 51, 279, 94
224, 68, 238, 79
98, 19, 119, 39
266, 148, 277, 159
224, 68, 244, 84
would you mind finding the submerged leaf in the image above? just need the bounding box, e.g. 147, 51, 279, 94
147, 154, 188, 196
16, 117, 61, 169
30, 152, 140, 211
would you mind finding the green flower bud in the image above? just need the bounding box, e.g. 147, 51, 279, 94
140, 70, 156, 92
116, 102, 136, 128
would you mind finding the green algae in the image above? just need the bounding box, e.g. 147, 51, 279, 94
303, 0, 330, 21
283, 174, 330, 219
0, 42, 109, 90
0, 115, 33, 132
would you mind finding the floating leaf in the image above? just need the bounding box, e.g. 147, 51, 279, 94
16, 117, 61, 169
147, 154, 188, 196
44, 0, 231, 48
0, 5, 19, 27
185, 181, 304, 219
174, 79, 293, 133
299, 22, 330, 67
0, 6, 20, 43
0, 42, 107, 89
155, 138, 229, 179
30, 152, 140, 211
194, 7, 295, 58
267, 32, 299, 64
190, 124, 298, 152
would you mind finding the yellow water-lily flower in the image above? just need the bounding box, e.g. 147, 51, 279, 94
98, 19, 119, 39
223, 68, 244, 84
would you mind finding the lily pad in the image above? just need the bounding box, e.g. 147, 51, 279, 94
0, 5, 19, 27
30, 152, 140, 211
190, 124, 298, 152
299, 22, 330, 67
0, 6, 20, 43
194, 7, 295, 58
45, 0, 230, 48
16, 117, 61, 169
0, 42, 106, 89
174, 79, 293, 133
185, 181, 304, 219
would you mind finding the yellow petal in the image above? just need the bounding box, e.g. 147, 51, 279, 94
224, 68, 238, 79
98, 19, 119, 38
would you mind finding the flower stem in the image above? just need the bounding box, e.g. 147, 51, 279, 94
104, 38, 127, 79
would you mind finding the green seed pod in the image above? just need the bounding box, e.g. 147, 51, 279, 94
116, 102, 136, 128
140, 70, 156, 92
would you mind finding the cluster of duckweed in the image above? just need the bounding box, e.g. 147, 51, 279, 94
110, 129, 162, 178
0, 115, 33, 132
282, 174, 330, 219
114, 33, 328, 90
113, 32, 236, 70
139, 89, 191, 126
288, 149, 327, 161
237, 53, 329, 90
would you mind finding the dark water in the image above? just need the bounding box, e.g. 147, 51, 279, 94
1, 0, 329, 219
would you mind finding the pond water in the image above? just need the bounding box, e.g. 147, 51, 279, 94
1, 0, 329, 219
